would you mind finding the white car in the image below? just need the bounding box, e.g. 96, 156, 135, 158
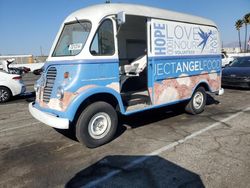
221, 53, 234, 67
0, 70, 26, 103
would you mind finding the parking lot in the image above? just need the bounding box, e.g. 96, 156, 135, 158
0, 73, 250, 188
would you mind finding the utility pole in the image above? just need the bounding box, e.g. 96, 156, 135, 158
40, 46, 43, 56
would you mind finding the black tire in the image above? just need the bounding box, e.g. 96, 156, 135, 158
0, 86, 11, 103
185, 87, 207, 115
76, 101, 118, 148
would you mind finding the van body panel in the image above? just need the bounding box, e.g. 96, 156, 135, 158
148, 19, 221, 105
33, 85, 124, 122
35, 59, 122, 120
65, 87, 125, 120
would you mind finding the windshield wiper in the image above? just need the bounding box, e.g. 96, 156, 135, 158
75, 17, 86, 30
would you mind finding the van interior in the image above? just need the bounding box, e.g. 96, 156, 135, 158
117, 15, 151, 111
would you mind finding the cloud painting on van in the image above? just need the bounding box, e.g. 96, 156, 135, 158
154, 73, 220, 105
36, 82, 120, 112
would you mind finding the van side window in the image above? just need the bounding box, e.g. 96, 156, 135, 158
90, 19, 115, 56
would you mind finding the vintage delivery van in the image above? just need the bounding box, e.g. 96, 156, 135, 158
29, 3, 224, 147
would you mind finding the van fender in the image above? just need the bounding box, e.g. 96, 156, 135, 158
192, 80, 212, 94
65, 86, 125, 121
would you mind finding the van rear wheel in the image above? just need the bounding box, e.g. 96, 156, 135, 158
76, 101, 118, 148
185, 87, 207, 115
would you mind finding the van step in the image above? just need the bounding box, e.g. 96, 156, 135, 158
126, 103, 151, 112
121, 90, 151, 111
126, 96, 150, 106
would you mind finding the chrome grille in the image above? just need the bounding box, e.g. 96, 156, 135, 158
43, 67, 57, 103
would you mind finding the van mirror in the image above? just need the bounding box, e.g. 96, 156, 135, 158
117, 11, 126, 25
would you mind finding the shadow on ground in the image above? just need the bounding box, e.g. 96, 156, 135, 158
120, 104, 185, 129
120, 93, 219, 130
66, 155, 204, 188
206, 93, 220, 105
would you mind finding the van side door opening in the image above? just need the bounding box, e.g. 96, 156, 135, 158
117, 15, 152, 111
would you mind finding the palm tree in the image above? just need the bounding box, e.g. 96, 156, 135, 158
243, 13, 250, 52
235, 19, 243, 52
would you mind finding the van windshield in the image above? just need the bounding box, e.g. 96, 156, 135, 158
52, 21, 91, 57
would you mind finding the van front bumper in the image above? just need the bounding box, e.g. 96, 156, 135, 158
29, 103, 69, 129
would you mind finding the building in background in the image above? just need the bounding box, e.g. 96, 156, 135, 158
222, 47, 241, 53
0, 55, 47, 64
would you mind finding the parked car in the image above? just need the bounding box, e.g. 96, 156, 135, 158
1, 59, 30, 75
33, 66, 44, 75
222, 56, 250, 88
17, 66, 31, 74
0, 70, 26, 102
221, 53, 234, 67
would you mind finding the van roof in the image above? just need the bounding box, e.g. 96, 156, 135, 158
65, 3, 217, 27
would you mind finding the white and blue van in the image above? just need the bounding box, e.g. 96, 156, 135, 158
29, 3, 224, 147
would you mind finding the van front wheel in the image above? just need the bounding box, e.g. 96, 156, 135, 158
76, 101, 118, 148
185, 87, 207, 115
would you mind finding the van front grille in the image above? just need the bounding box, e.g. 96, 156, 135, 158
43, 67, 57, 103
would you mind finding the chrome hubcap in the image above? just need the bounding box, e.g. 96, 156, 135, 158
88, 112, 111, 139
0, 89, 8, 102
193, 91, 204, 109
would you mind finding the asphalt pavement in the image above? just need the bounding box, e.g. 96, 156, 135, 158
0, 73, 250, 188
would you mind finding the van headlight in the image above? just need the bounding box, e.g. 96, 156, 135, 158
56, 86, 64, 99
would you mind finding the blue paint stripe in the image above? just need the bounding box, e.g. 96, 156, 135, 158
149, 54, 221, 60
46, 59, 118, 66
46, 55, 221, 66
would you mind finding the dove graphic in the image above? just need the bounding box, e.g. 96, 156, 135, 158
198, 28, 212, 52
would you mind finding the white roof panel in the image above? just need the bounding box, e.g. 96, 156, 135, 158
65, 3, 217, 27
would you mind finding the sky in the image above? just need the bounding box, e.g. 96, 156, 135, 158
0, 0, 249, 56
